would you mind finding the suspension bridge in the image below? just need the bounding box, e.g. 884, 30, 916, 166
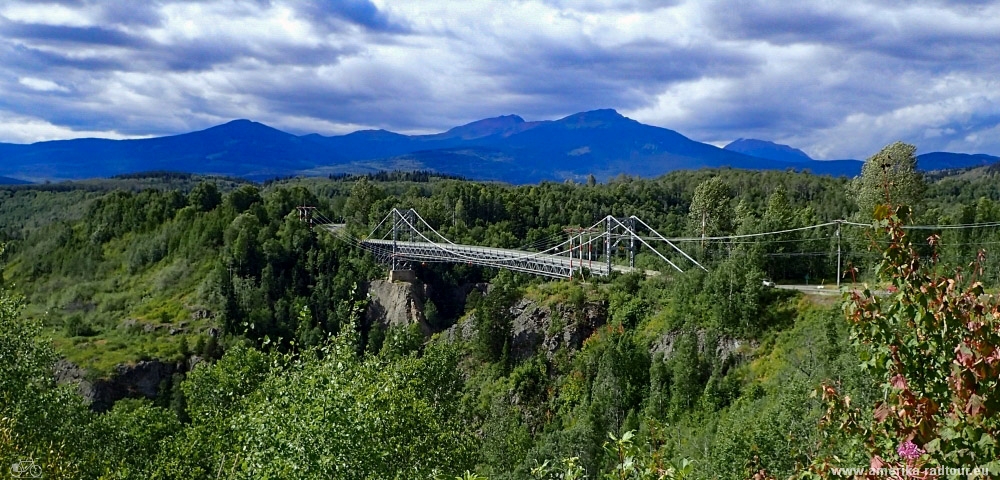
299, 207, 706, 279
296, 204, 1000, 284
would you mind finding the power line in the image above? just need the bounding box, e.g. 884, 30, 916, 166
842, 219, 1000, 230
669, 218, 1000, 242
666, 222, 841, 242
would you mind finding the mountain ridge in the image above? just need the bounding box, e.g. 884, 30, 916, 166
0, 175, 30, 185
1, 111, 997, 183
724, 138, 814, 163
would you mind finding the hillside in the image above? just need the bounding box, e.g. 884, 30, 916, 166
3, 157, 1000, 478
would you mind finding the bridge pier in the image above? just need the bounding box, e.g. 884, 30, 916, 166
389, 269, 416, 283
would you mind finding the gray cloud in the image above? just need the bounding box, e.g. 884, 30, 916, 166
0, 21, 149, 47
661, 0, 1000, 157
0, 0, 997, 161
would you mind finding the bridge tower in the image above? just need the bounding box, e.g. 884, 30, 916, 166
603, 216, 638, 271
389, 208, 417, 282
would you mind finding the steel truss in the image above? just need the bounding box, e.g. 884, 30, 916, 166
355, 208, 700, 279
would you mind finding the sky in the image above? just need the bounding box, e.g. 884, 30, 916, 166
1, 0, 999, 160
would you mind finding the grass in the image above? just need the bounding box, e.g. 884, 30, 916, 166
12, 250, 218, 376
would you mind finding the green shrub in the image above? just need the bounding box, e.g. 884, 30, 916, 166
65, 314, 97, 337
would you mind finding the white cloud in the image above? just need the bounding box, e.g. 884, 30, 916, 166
0, 110, 149, 144
18, 77, 69, 92
0, 3, 94, 27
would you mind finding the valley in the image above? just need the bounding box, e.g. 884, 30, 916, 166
3, 145, 1000, 477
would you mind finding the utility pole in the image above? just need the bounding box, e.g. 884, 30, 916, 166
564, 226, 601, 279
836, 221, 842, 289
701, 211, 707, 248
628, 217, 636, 270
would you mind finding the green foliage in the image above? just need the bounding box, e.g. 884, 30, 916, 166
479, 391, 533, 476
224, 184, 263, 213
182, 343, 271, 423
0, 251, 89, 477
588, 331, 650, 436
7, 153, 1000, 479
64, 313, 98, 337
531, 456, 587, 479
379, 323, 425, 358
1, 278, 479, 479
217, 336, 475, 478
850, 141, 925, 219
474, 282, 520, 364
817, 205, 1000, 475
709, 382, 816, 479
598, 430, 695, 479
89, 399, 182, 478
188, 181, 222, 212
688, 176, 733, 241
344, 176, 386, 229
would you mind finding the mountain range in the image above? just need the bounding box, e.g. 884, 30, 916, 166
0, 176, 31, 185
1, 109, 997, 184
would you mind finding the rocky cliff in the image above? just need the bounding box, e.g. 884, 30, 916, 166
364, 279, 432, 335
509, 298, 608, 361
446, 293, 752, 366
55, 357, 196, 412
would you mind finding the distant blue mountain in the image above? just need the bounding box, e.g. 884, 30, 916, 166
725, 138, 1000, 177
323, 110, 867, 181
1, 112, 997, 183
723, 138, 863, 176
724, 138, 813, 163
916, 152, 1000, 171
0, 120, 322, 181
0, 175, 30, 185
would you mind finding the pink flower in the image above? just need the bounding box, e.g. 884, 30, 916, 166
897, 440, 924, 460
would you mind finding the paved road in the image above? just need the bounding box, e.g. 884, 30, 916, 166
775, 284, 843, 296
775, 283, 889, 297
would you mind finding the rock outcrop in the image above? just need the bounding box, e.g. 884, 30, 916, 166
54, 358, 183, 412
443, 292, 752, 367
649, 330, 754, 364
365, 279, 432, 335
444, 296, 609, 361
510, 298, 608, 361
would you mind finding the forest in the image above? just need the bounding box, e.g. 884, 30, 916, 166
1, 142, 999, 478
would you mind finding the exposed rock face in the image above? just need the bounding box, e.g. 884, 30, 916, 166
445, 296, 609, 361
365, 279, 432, 335
54, 358, 182, 412
54, 358, 88, 385
510, 298, 608, 361
443, 291, 751, 367
649, 330, 754, 363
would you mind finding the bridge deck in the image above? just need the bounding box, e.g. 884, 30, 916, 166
362, 239, 611, 278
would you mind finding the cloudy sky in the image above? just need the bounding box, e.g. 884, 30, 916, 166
1, 0, 998, 159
